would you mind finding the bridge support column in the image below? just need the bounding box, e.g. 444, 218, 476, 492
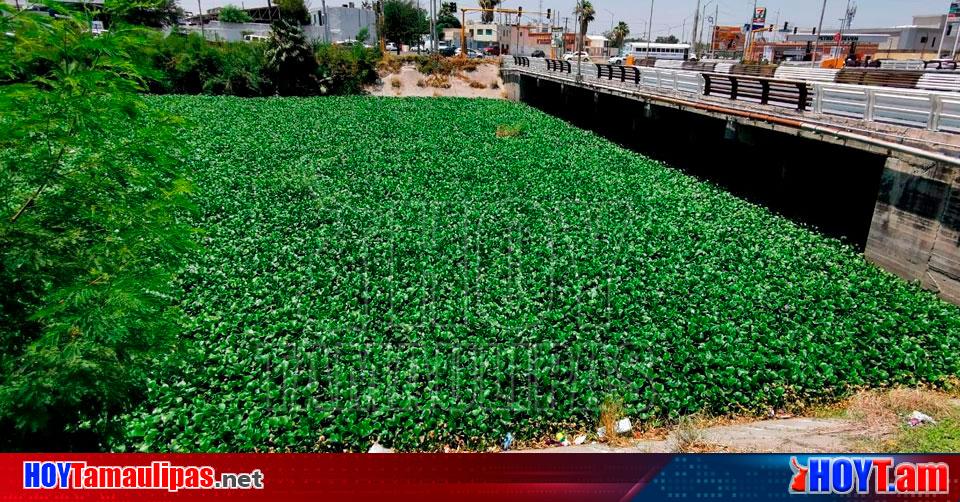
865, 153, 960, 304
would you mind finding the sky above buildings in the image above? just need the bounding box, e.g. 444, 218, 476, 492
185, 0, 953, 38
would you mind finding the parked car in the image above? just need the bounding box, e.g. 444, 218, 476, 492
484, 46, 503, 56
439, 46, 457, 57
530, 50, 546, 58
608, 55, 625, 65
454, 48, 485, 59
385, 42, 398, 52
563, 51, 592, 62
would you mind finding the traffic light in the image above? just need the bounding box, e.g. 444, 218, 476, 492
449, 2, 456, 11
546, 8, 551, 19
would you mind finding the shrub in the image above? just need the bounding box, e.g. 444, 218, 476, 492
264, 20, 319, 96
314, 43, 379, 95
391, 77, 402, 88
0, 6, 193, 450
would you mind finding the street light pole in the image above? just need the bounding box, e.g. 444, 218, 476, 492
813, 0, 827, 67
691, 0, 701, 55
646, 0, 654, 57
197, 0, 205, 39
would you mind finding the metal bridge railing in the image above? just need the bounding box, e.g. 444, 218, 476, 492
503, 59, 960, 134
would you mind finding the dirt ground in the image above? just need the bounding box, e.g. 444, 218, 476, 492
367, 62, 506, 99
513, 390, 960, 454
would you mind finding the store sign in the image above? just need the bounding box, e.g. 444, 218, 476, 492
752, 7, 767, 25
950, 1, 960, 22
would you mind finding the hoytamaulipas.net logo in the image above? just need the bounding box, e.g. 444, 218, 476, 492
789, 456, 949, 495
24, 461, 264, 492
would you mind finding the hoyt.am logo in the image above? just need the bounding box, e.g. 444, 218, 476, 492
789, 457, 949, 495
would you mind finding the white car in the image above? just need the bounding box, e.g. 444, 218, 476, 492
385, 42, 398, 52
455, 48, 485, 59
563, 51, 592, 62
608, 55, 625, 65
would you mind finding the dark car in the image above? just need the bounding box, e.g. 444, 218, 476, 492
439, 46, 457, 57
530, 50, 546, 58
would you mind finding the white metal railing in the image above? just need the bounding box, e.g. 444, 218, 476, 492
504, 59, 960, 134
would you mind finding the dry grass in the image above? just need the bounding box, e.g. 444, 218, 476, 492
377, 56, 403, 77
671, 414, 730, 452
425, 74, 451, 89
846, 388, 957, 435
490, 81, 500, 90
390, 78, 402, 89
416, 78, 426, 88
495, 123, 524, 138
469, 80, 487, 89
597, 396, 630, 447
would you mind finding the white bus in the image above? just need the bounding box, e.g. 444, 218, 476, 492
625, 42, 691, 61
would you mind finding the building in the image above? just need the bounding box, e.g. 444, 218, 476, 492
182, 4, 375, 44
562, 32, 609, 56
854, 15, 958, 59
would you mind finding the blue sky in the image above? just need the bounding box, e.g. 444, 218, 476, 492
190, 0, 952, 38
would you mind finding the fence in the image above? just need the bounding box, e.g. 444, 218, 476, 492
504, 59, 960, 134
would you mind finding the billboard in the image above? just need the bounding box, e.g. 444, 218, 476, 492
713, 25, 745, 51
951, 1, 960, 22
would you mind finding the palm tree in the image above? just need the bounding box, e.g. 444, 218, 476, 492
610, 21, 630, 50
479, 0, 501, 23
574, 0, 595, 56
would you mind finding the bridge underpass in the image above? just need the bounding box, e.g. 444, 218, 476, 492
501, 60, 960, 306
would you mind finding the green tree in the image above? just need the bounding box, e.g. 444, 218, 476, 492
0, 4, 194, 450
265, 19, 319, 95
574, 0, 595, 54
436, 1, 460, 31
655, 35, 679, 44
478, 0, 500, 23
218, 4, 252, 23
382, 0, 428, 54
276, 0, 310, 25
607, 21, 630, 50
105, 0, 183, 28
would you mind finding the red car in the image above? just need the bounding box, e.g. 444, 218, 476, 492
484, 46, 503, 56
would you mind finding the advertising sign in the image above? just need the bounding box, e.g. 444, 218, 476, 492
950, 1, 960, 22
752, 7, 767, 25
713, 25, 745, 51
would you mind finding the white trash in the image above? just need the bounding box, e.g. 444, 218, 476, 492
368, 442, 394, 453
616, 418, 633, 434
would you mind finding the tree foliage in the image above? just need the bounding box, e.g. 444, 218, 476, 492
574, 0, 595, 51
105, 0, 183, 28
265, 20, 319, 95
607, 21, 630, 49
0, 4, 194, 450
478, 0, 500, 23
218, 4, 252, 23
436, 1, 460, 31
276, 0, 310, 25
656, 35, 679, 44
382, 0, 428, 50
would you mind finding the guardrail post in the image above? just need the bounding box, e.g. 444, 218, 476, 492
729, 76, 738, 100
633, 67, 640, 85
702, 74, 712, 96
797, 83, 809, 112
813, 84, 824, 114
865, 89, 877, 122
760, 80, 770, 105
929, 95, 944, 131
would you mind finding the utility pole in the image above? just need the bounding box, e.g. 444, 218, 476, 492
745, 0, 756, 61
321, 0, 330, 43
197, 0, 205, 39
835, 0, 851, 60
813, 0, 827, 67
691, 0, 701, 55
938, 15, 950, 58
429, 0, 436, 52
646, 0, 654, 57
711, 3, 718, 58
